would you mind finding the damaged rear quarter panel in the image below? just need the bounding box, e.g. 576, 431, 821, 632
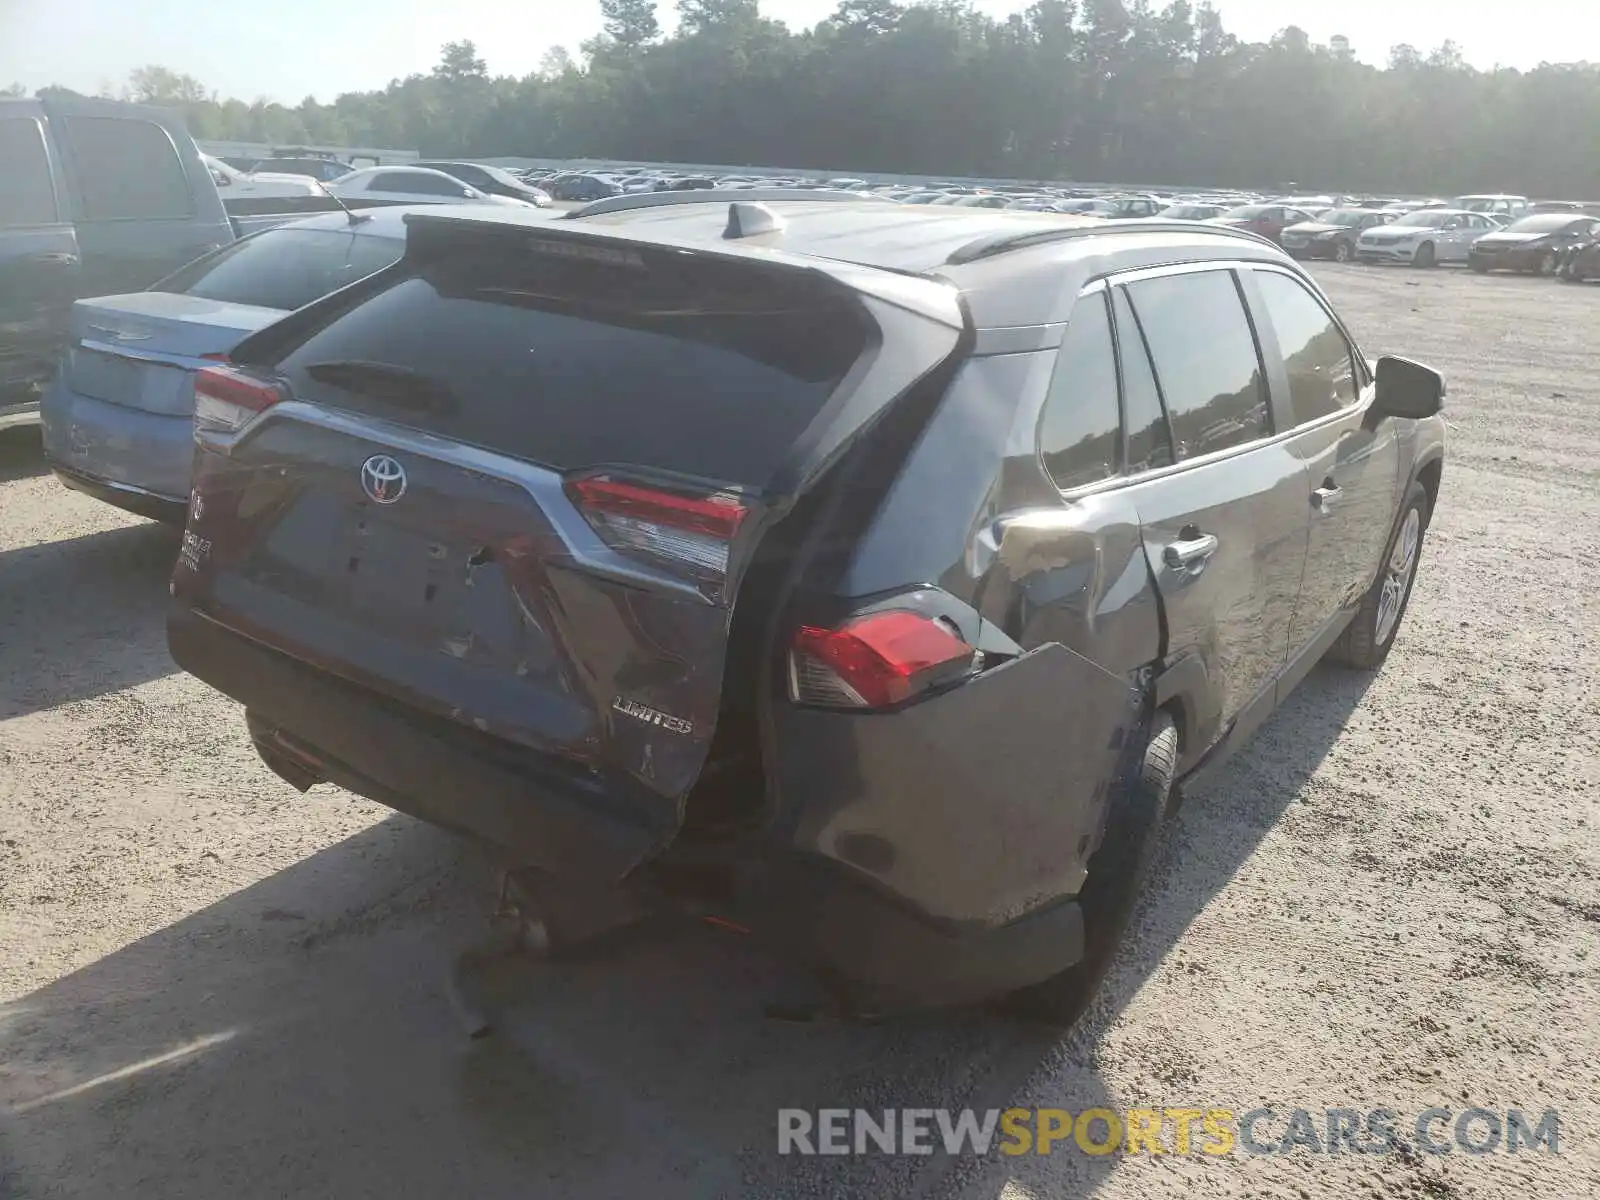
778, 642, 1143, 929
770, 336, 1166, 928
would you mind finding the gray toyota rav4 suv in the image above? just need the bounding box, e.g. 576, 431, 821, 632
168, 193, 1445, 1024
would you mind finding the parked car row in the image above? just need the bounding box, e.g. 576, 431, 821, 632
2, 97, 235, 426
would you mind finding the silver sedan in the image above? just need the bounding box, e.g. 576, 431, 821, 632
1355, 209, 1499, 266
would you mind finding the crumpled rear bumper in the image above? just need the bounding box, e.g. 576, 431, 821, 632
172, 597, 1145, 1011
763, 642, 1144, 1008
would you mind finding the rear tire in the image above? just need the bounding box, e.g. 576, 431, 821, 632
1413, 242, 1436, 268
999, 712, 1179, 1028
1327, 482, 1430, 671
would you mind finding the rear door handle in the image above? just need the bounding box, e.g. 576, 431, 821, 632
1312, 484, 1344, 514
1163, 532, 1219, 571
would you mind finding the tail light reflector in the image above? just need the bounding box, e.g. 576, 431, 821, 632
568, 476, 748, 582
193, 365, 281, 434
789, 611, 979, 710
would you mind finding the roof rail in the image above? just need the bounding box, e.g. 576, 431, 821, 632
565, 187, 893, 219
946, 219, 1279, 266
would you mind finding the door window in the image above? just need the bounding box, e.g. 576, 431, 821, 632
1111, 287, 1175, 473
59, 116, 193, 221
0, 117, 60, 227
1124, 270, 1269, 459
1038, 291, 1121, 491
401, 172, 467, 196
1253, 271, 1361, 425
368, 172, 461, 195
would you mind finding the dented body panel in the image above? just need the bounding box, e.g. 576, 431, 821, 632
776, 644, 1142, 928
167, 201, 1446, 1012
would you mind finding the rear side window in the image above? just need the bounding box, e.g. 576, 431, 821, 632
0, 117, 60, 228
1253, 271, 1360, 426
154, 228, 404, 312
372, 172, 462, 196
59, 116, 193, 221
1038, 292, 1120, 491
1124, 270, 1268, 459
264, 237, 870, 488
1111, 288, 1174, 473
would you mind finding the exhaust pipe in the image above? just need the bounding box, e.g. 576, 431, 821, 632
245, 714, 326, 792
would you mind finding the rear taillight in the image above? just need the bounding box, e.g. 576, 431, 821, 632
193, 365, 281, 434
568, 475, 748, 583
789, 611, 979, 710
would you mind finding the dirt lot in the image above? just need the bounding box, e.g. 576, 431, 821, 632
1, 265, 1595, 1200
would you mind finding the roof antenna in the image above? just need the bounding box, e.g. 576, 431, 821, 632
317, 180, 371, 227
724, 201, 785, 239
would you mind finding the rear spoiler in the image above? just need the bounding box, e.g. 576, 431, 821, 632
398, 209, 966, 330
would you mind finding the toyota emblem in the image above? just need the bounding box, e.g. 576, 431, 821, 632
360, 454, 407, 504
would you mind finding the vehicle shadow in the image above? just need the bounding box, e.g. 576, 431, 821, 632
0, 521, 183, 720
941, 662, 1379, 1199
0, 425, 47, 484
0, 667, 1376, 1200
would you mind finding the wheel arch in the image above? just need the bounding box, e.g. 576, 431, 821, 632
1413, 451, 1444, 521
1152, 651, 1213, 775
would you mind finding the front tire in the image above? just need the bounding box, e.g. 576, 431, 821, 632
1334, 239, 1354, 263
1413, 242, 1436, 268
1327, 481, 1430, 670
1000, 712, 1179, 1027
1538, 251, 1557, 275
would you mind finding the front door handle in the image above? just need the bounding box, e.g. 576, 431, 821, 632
1163, 532, 1219, 571
1312, 484, 1344, 514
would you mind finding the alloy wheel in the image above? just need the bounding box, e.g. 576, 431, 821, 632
1375, 507, 1421, 646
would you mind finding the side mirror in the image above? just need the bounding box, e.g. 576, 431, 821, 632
1373, 355, 1445, 420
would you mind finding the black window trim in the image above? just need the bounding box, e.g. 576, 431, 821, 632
1120, 262, 1274, 459
1033, 281, 1123, 493
1049, 258, 1369, 500
1105, 278, 1174, 479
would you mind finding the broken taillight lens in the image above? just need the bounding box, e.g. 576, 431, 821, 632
193, 365, 282, 435
568, 475, 748, 583
789, 611, 979, 710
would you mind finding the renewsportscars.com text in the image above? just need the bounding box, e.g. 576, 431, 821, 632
777, 1107, 1561, 1157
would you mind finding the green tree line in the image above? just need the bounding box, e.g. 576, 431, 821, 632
13, 0, 1600, 196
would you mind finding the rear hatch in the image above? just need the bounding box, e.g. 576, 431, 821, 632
179, 214, 963, 873
65, 292, 284, 415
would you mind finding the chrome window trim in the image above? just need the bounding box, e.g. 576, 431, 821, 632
1048, 257, 1357, 502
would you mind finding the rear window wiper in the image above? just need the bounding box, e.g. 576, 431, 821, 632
301, 360, 459, 416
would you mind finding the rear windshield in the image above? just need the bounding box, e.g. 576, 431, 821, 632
261, 231, 871, 487
1504, 214, 1584, 234
155, 227, 404, 312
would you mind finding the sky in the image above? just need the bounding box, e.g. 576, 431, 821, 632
0, 0, 1593, 105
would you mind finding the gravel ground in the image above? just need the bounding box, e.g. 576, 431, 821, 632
0, 265, 1595, 1200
